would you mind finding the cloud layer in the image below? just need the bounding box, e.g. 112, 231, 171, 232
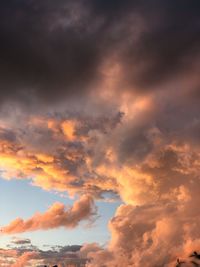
0, 244, 86, 266
0, 0, 200, 106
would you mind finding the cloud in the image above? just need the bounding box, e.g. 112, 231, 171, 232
0, 0, 199, 107
10, 251, 38, 267
0, 244, 88, 266
11, 238, 31, 245
83, 144, 200, 266
2, 195, 97, 234
0, 113, 122, 197
0, 248, 37, 267
84, 201, 200, 267
0, 0, 101, 105
1, 94, 200, 265
0, 0, 200, 266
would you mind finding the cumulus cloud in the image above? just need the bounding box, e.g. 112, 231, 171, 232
2, 195, 97, 234
82, 142, 200, 266
83, 201, 200, 266
0, 112, 122, 198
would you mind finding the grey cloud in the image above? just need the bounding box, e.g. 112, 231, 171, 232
0, 0, 200, 106
11, 238, 31, 245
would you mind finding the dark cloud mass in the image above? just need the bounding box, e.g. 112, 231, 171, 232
0, 0, 101, 103
0, 0, 200, 105
125, 0, 200, 88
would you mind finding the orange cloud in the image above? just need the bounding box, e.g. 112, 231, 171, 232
61, 120, 77, 141
1, 110, 200, 266
11, 252, 38, 267
2, 195, 96, 234
0, 115, 121, 197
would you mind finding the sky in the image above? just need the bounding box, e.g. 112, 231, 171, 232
0, 0, 200, 266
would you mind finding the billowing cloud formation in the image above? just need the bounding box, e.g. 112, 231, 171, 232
0, 113, 123, 197
1, 91, 200, 265
2, 91, 200, 266
83, 145, 200, 266
0, 0, 200, 266
2, 195, 96, 234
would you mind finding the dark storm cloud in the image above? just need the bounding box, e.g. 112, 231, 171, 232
0, 127, 16, 142
0, 0, 200, 105
125, 0, 200, 89
0, 0, 102, 103
81, 0, 200, 92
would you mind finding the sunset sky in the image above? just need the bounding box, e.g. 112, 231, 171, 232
0, 0, 200, 266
